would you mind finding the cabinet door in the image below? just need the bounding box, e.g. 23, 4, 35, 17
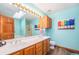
8, 17, 14, 33
43, 39, 50, 55
0, 16, 1, 39
1, 16, 14, 39
24, 45, 35, 55
43, 16, 48, 28
48, 18, 52, 28
43, 16, 52, 28
35, 42, 43, 55
38, 17, 43, 29
10, 50, 23, 55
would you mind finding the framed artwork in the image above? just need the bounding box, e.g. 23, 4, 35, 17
58, 18, 75, 30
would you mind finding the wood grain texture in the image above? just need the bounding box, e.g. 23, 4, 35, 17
24, 45, 35, 55
0, 15, 14, 40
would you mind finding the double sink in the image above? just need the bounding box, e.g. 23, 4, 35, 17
0, 35, 44, 48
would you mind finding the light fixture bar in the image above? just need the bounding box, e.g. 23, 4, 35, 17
12, 3, 41, 17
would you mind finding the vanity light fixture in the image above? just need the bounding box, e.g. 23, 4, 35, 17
33, 12, 36, 16
30, 10, 34, 15
12, 3, 41, 17
31, 11, 35, 16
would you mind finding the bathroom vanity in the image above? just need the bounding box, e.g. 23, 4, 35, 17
0, 35, 50, 55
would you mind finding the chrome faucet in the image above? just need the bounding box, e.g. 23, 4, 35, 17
0, 40, 6, 47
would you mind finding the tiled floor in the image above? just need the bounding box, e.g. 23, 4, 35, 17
48, 47, 72, 55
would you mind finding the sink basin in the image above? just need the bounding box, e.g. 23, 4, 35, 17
9, 40, 23, 45
20, 39, 33, 43
7, 36, 41, 45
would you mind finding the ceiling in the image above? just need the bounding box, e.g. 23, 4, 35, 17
0, 3, 79, 20
0, 3, 38, 20
34, 3, 79, 15
0, 3, 20, 17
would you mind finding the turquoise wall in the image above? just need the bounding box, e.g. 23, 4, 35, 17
14, 17, 29, 37
20, 18, 27, 36
46, 6, 79, 50
14, 18, 22, 37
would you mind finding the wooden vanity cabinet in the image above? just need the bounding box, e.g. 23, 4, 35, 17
10, 50, 23, 55
43, 39, 50, 55
24, 45, 35, 55
35, 42, 43, 55
10, 39, 50, 55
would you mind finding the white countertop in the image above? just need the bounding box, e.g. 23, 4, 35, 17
0, 35, 50, 55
